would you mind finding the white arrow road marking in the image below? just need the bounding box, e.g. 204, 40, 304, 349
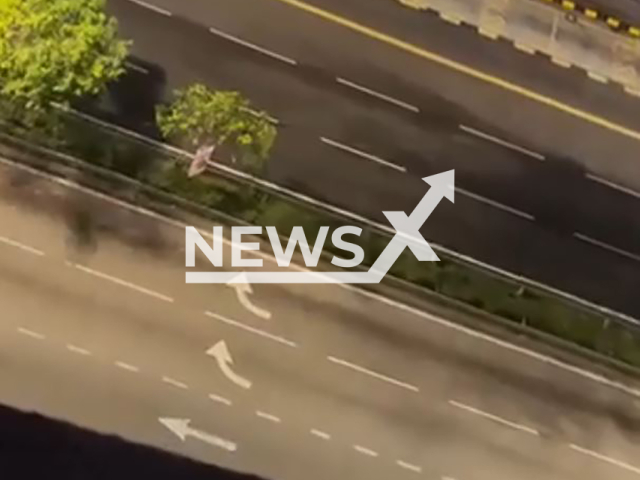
227, 273, 272, 320
206, 340, 252, 389
159, 418, 237, 452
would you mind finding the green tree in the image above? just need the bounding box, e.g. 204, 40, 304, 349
0, 0, 128, 120
156, 84, 277, 171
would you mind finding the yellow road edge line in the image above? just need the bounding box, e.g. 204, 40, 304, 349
270, 0, 640, 142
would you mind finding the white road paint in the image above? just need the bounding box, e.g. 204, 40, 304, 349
209, 26, 297, 65
574, 232, 640, 263
256, 411, 282, 423
125, 61, 149, 75
320, 137, 407, 173
440, 13, 462, 25
514, 43, 536, 54
455, 187, 535, 221
205, 311, 298, 348
66, 344, 92, 356
4, 156, 639, 399
459, 124, 546, 161
162, 376, 189, 390
449, 400, 539, 436
569, 444, 640, 476
551, 57, 572, 68
0, 235, 45, 256
625, 87, 640, 97
586, 173, 640, 200
227, 273, 272, 320
310, 429, 331, 440
206, 341, 252, 390
115, 361, 140, 373
587, 72, 609, 84
353, 445, 379, 457
336, 77, 420, 113
70, 263, 174, 303
209, 393, 232, 406
396, 460, 422, 473
159, 417, 237, 452
129, 0, 172, 16
327, 356, 419, 392
17, 327, 45, 340
478, 28, 499, 40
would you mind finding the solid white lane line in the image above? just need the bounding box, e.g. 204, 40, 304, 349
162, 376, 189, 390
459, 124, 546, 161
256, 411, 282, 423
478, 28, 499, 40
551, 57, 572, 68
354, 445, 379, 457
396, 460, 422, 473
126, 61, 149, 75
320, 137, 407, 172
569, 444, 640, 475
115, 361, 140, 373
587, 72, 609, 84
310, 429, 331, 440
625, 87, 640, 97
456, 187, 535, 221
327, 356, 419, 392
17, 327, 45, 340
586, 173, 640, 200
0, 235, 45, 256
209, 26, 297, 65
574, 232, 640, 263
205, 311, 298, 348
449, 400, 539, 436
66, 344, 92, 356
209, 393, 232, 406
514, 43, 536, 54
440, 13, 462, 25
129, 0, 172, 16
71, 264, 175, 303
336, 77, 420, 113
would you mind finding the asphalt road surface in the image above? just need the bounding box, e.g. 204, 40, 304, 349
1, 157, 640, 479
98, 0, 640, 318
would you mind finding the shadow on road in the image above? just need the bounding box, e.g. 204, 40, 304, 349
0, 404, 267, 480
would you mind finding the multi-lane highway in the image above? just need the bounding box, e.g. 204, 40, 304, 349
1, 154, 640, 479
100, 0, 640, 317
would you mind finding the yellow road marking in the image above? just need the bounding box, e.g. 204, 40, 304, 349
268, 0, 640, 142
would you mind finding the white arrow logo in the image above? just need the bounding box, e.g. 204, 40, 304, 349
206, 340, 252, 389
187, 170, 454, 284
159, 417, 237, 452
226, 273, 272, 320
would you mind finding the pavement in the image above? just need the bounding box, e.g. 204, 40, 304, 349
1, 153, 640, 479
96, 0, 640, 317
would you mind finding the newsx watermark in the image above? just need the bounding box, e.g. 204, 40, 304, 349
186, 170, 454, 285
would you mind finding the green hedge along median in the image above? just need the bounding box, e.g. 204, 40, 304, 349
3, 111, 640, 370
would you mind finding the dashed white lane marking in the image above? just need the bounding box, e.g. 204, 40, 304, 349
327, 356, 419, 392
586, 173, 640, 200
478, 28, 499, 40
162, 376, 189, 390
320, 137, 407, 173
71, 264, 174, 303
256, 411, 282, 423
205, 311, 298, 348
514, 43, 536, 54
115, 361, 140, 373
573, 232, 640, 263
587, 72, 609, 84
209, 26, 297, 65
456, 187, 536, 221
17, 327, 45, 340
551, 57, 572, 68
396, 460, 422, 473
440, 12, 462, 25
310, 429, 331, 440
353, 445, 379, 457
459, 124, 546, 161
126, 61, 149, 75
569, 444, 640, 476
66, 344, 92, 356
209, 393, 232, 406
0, 235, 45, 256
129, 0, 172, 16
336, 77, 420, 113
449, 400, 539, 436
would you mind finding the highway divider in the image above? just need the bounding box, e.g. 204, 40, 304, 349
1, 110, 640, 374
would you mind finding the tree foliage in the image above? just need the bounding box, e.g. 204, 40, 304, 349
0, 0, 129, 116
156, 84, 277, 170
